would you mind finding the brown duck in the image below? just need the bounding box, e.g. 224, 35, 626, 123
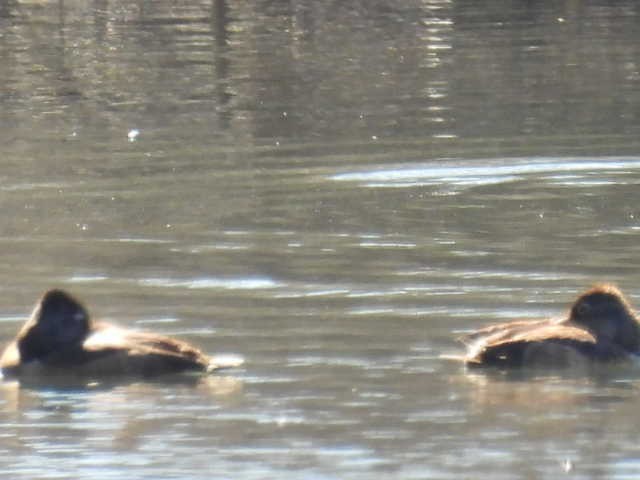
461, 284, 640, 367
0, 289, 241, 378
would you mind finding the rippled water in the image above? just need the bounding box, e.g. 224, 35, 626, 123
3, 1, 640, 479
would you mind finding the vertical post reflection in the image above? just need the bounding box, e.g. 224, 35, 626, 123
211, 0, 232, 129
419, 0, 456, 139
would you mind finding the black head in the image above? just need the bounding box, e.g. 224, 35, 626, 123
569, 285, 640, 351
18, 289, 91, 362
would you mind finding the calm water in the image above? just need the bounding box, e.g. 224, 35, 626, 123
2, 0, 640, 478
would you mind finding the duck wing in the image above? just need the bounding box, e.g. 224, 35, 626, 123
459, 318, 563, 345
80, 323, 212, 375
464, 323, 618, 367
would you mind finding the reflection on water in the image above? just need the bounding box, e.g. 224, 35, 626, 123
332, 157, 640, 188
3, 0, 640, 146
2, 0, 640, 479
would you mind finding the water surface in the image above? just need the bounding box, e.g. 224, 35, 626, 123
2, 1, 640, 478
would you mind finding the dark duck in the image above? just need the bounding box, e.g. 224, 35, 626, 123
0, 289, 242, 378
460, 284, 640, 368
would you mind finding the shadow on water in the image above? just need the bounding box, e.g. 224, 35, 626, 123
0, 370, 244, 395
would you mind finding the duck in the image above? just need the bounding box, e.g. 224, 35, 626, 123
460, 284, 640, 368
0, 289, 241, 378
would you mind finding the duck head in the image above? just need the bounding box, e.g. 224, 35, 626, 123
17, 289, 91, 362
569, 284, 640, 352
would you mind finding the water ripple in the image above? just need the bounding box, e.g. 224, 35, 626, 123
331, 156, 640, 188
137, 276, 282, 290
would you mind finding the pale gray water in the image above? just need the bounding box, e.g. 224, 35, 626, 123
2, 1, 640, 478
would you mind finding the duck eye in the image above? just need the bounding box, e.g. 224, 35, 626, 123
575, 301, 591, 317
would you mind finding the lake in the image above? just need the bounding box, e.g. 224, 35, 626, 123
2, 0, 640, 478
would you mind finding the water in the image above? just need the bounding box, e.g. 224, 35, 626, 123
2, 0, 640, 478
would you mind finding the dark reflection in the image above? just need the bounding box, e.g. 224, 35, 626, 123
211, 0, 232, 128
463, 362, 639, 389
451, 0, 640, 139
54, 0, 83, 101
230, 1, 456, 141
92, 0, 108, 44
2, 0, 640, 144
0, 0, 14, 20
0, 372, 243, 395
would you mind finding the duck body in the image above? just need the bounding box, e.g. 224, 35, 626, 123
0, 289, 227, 379
463, 320, 627, 368
460, 284, 640, 368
